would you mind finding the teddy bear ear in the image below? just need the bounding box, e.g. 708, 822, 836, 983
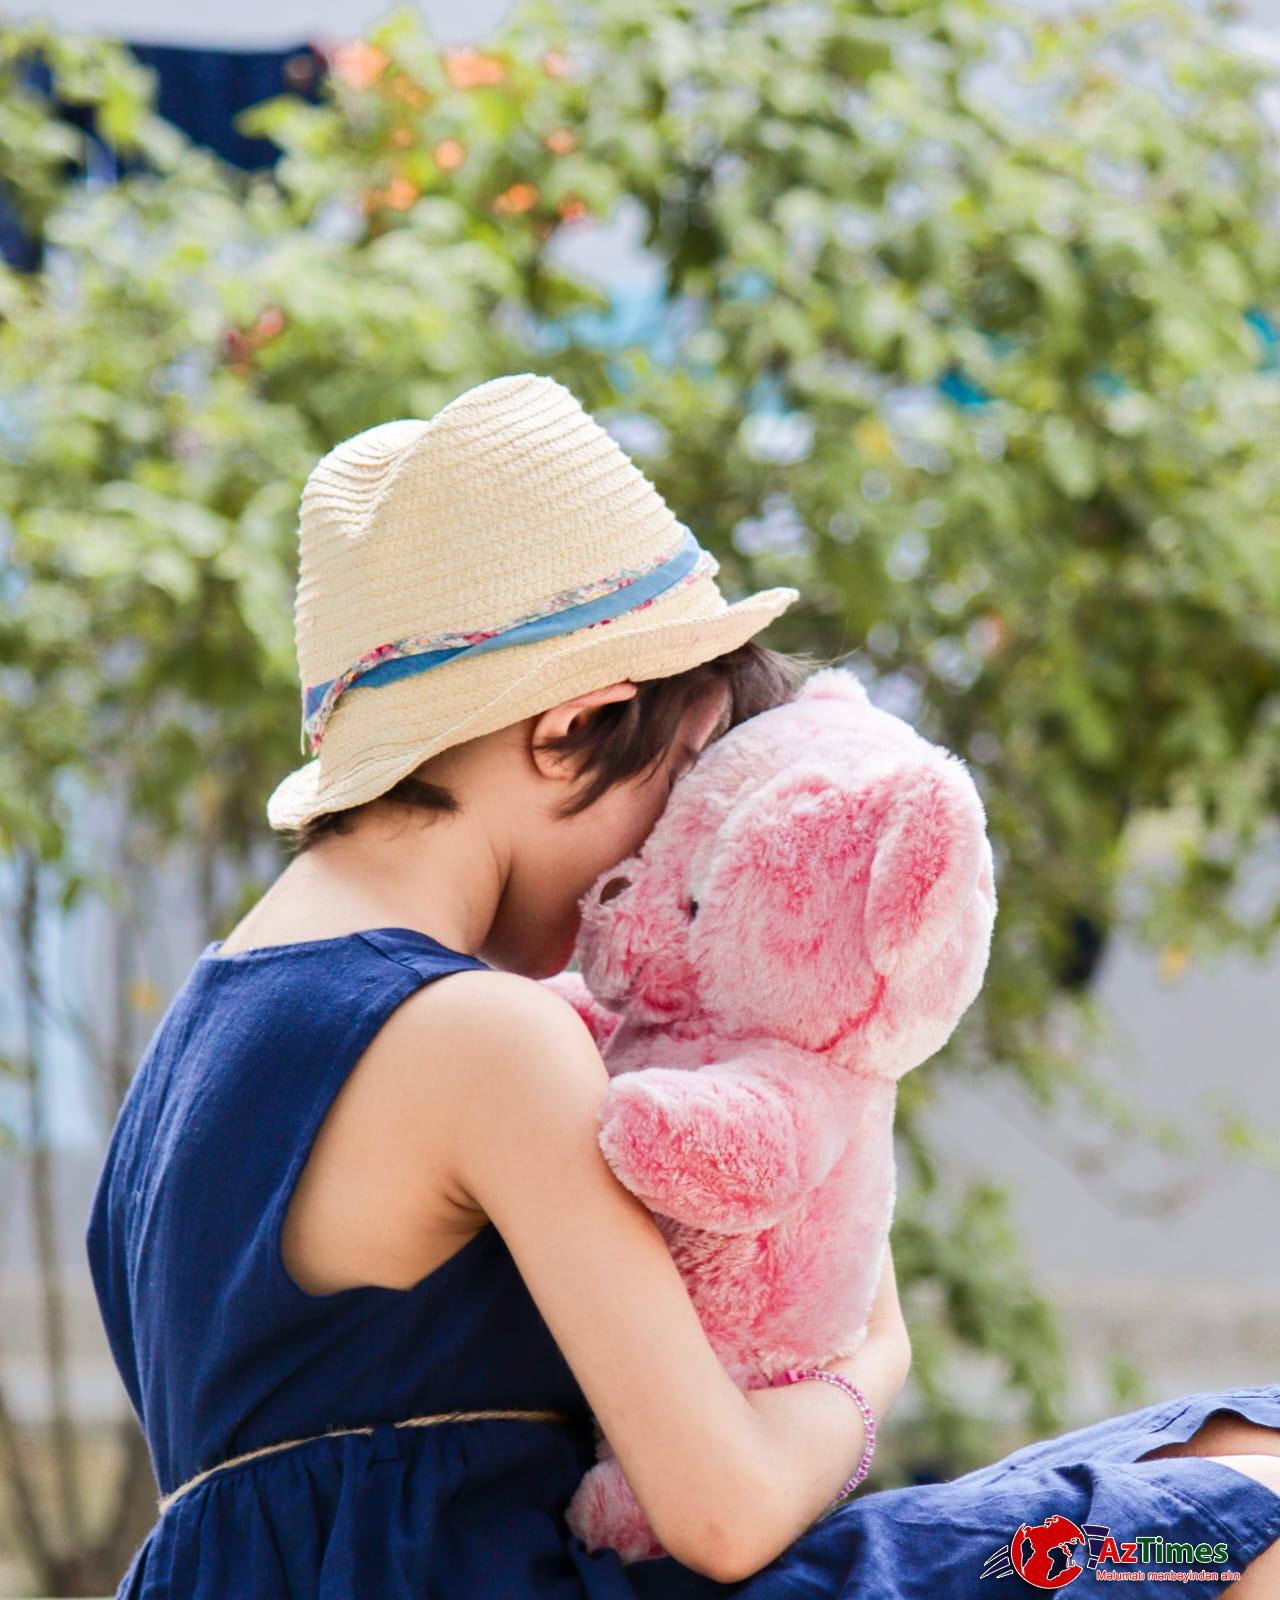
693, 752, 992, 1043
692, 763, 882, 1036
863, 751, 990, 979
797, 665, 870, 706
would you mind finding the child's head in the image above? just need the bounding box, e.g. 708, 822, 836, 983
281, 639, 814, 975
267, 376, 814, 972
266, 377, 802, 838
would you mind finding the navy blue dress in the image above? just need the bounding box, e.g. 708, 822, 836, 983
87, 927, 1280, 1598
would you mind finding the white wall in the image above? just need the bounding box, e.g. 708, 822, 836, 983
8, 0, 512, 47
13, 0, 1280, 48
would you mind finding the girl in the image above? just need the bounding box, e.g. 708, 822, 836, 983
88, 374, 1280, 1597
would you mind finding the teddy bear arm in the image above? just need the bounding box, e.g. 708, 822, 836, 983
597, 1061, 841, 1233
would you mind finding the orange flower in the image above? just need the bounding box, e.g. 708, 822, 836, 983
557, 196, 588, 222
979, 611, 1010, 654
544, 126, 577, 156
1159, 943, 1190, 982
433, 137, 465, 170
220, 327, 253, 373
390, 71, 430, 108
330, 39, 389, 90
253, 305, 287, 341
542, 48, 573, 78
390, 123, 413, 148
495, 181, 539, 214
384, 175, 419, 210
442, 46, 506, 89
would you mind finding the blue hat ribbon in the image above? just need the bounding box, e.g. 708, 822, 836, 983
300, 526, 713, 755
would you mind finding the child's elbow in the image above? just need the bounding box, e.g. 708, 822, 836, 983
671, 1516, 763, 1585
667, 1464, 788, 1582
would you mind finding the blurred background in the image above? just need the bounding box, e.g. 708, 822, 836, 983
2, 0, 1279, 1592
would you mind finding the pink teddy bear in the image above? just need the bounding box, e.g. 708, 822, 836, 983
542, 665, 997, 1562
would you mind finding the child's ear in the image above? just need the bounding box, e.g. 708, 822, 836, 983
529, 681, 638, 780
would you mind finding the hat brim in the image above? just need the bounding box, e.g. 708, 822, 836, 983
266, 582, 799, 831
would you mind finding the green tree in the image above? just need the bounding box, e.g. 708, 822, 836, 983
1, 0, 1278, 1588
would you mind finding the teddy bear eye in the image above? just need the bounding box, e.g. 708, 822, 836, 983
687, 897, 699, 919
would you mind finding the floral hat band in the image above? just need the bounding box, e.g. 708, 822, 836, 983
299, 524, 715, 755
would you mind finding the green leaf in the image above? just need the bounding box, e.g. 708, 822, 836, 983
1041, 416, 1100, 500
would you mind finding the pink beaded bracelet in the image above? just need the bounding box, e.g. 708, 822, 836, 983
771, 1366, 877, 1504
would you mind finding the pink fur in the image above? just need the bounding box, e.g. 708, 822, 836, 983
543, 665, 997, 1562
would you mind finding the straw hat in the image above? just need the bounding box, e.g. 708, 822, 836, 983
265, 373, 799, 831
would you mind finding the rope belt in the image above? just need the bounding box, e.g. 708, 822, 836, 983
158, 1407, 579, 1516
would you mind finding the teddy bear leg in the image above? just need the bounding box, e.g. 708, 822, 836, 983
565, 1455, 667, 1563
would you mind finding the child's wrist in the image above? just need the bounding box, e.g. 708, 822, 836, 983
770, 1367, 877, 1500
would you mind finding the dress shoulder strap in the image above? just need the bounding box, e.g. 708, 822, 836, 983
353, 926, 493, 980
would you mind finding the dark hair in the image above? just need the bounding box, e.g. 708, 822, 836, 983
280, 639, 823, 855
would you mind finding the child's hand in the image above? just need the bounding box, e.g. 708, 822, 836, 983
866, 1239, 907, 1346
830, 1241, 912, 1405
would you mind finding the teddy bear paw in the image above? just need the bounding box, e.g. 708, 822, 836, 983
565, 1456, 666, 1563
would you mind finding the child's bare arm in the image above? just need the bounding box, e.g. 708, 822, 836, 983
416, 970, 906, 1583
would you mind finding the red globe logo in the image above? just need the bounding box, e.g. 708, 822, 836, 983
1009, 1513, 1087, 1588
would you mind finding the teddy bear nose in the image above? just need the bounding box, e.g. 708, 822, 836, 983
599, 875, 631, 904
